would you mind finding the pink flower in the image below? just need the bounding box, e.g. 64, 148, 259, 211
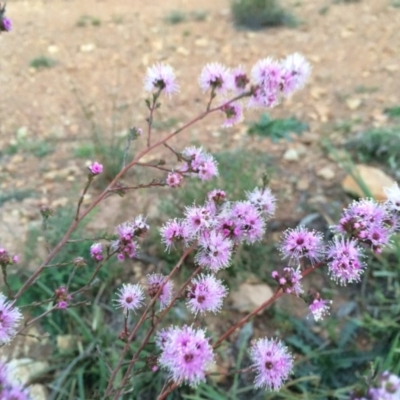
166, 171, 183, 188
55, 286, 72, 309
384, 182, 400, 212
184, 205, 214, 238
281, 53, 311, 96
326, 237, 365, 285
157, 325, 215, 386
231, 66, 249, 94
0, 361, 30, 400
0, 248, 19, 268
195, 230, 233, 272
271, 267, 303, 296
369, 371, 400, 399
280, 226, 325, 264
90, 242, 103, 262
112, 221, 140, 260
309, 298, 332, 321
146, 273, 174, 310
144, 63, 179, 96
160, 219, 189, 251
230, 201, 266, 244
186, 274, 228, 315
221, 102, 244, 128
0, 293, 22, 345
246, 187, 276, 218
88, 161, 103, 175
1, 17, 12, 32
248, 58, 283, 108
249, 337, 293, 391
199, 63, 233, 95
180, 146, 219, 181
114, 283, 145, 313
207, 189, 227, 205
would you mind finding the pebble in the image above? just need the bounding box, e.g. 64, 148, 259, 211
230, 282, 273, 314
341, 164, 394, 201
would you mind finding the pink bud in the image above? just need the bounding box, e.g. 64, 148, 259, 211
88, 161, 103, 175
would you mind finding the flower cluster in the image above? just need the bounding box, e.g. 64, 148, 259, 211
156, 325, 214, 386
0, 293, 22, 345
0, 360, 30, 399
0, 247, 18, 268
161, 187, 275, 268
334, 198, 397, 254
114, 283, 145, 314
90, 242, 103, 262
326, 237, 365, 285
279, 226, 324, 265
249, 337, 293, 391
308, 296, 332, 321
144, 62, 179, 96
186, 274, 228, 315
369, 371, 400, 399
271, 267, 303, 296
179, 146, 219, 181
54, 286, 72, 310
350, 371, 400, 400
111, 216, 149, 261
143, 54, 310, 129
146, 273, 173, 310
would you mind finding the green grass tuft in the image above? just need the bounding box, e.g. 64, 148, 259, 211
30, 56, 57, 69
231, 0, 297, 30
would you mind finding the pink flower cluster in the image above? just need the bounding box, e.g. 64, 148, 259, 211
351, 371, 400, 400
0, 360, 30, 400
271, 267, 303, 296
160, 187, 276, 271
156, 325, 214, 386
0, 247, 18, 268
249, 337, 293, 391
0, 293, 22, 345
369, 371, 400, 399
54, 286, 72, 310
165, 146, 219, 188
186, 274, 228, 315
143, 55, 310, 128
146, 273, 174, 310
279, 226, 324, 265
335, 198, 397, 254
111, 215, 149, 262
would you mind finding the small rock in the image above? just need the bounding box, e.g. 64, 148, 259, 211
346, 98, 362, 110
296, 178, 309, 190
51, 197, 69, 208
283, 148, 299, 162
300, 131, 320, 144
47, 45, 59, 54
176, 46, 190, 56
57, 335, 79, 354
230, 282, 274, 314
317, 166, 335, 180
341, 164, 395, 201
80, 43, 96, 52
385, 64, 399, 72
7, 359, 48, 400
195, 38, 208, 47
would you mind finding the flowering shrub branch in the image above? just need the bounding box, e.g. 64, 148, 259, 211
1, 8, 399, 400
